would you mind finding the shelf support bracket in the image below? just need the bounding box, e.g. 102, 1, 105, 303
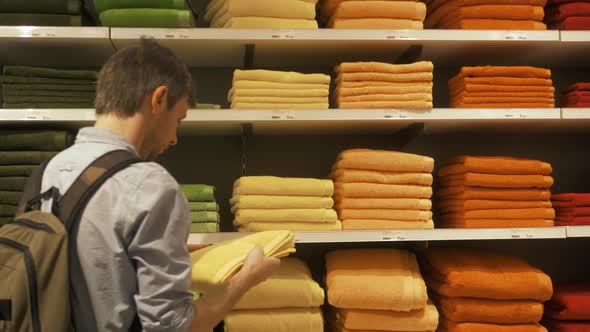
395, 45, 423, 64
240, 123, 253, 176
391, 122, 424, 149
243, 44, 255, 69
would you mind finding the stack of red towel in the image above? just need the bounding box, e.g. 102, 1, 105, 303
543, 284, 590, 331
545, 0, 590, 30
552, 194, 590, 226
561, 83, 590, 108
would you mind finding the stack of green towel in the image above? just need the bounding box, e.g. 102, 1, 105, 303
0, 0, 83, 26
0, 130, 73, 227
181, 184, 220, 233
1, 66, 97, 109
94, 0, 196, 28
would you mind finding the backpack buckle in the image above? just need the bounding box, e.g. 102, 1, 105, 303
25, 186, 61, 213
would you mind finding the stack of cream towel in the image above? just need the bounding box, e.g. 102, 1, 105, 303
231, 176, 342, 231
204, 0, 319, 29
229, 69, 331, 110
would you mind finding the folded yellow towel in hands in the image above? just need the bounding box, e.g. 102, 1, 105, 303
231, 195, 334, 212
234, 208, 338, 225
225, 308, 324, 332
234, 176, 334, 197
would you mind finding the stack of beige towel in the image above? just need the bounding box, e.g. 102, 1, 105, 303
232, 176, 342, 232
332, 149, 435, 230
204, 0, 319, 29
229, 69, 331, 110
335, 61, 434, 110
320, 0, 427, 29
326, 248, 439, 332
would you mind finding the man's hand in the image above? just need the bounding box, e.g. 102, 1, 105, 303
236, 247, 280, 289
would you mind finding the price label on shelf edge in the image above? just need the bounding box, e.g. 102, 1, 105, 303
510, 229, 534, 239
386, 31, 410, 40
271, 30, 296, 39
381, 231, 406, 241
504, 32, 528, 41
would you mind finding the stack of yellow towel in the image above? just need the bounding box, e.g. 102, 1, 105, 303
319, 0, 427, 29
331, 149, 435, 230
326, 248, 439, 332
225, 257, 325, 332
204, 0, 319, 29
229, 69, 331, 110
335, 61, 434, 110
231, 176, 342, 231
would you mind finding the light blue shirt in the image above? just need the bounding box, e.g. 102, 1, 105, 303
41, 127, 194, 332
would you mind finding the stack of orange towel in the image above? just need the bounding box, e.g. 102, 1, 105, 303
326, 248, 439, 332
421, 247, 553, 332
335, 61, 434, 110
331, 149, 435, 230
319, 0, 427, 29
437, 156, 556, 228
449, 66, 555, 109
424, 0, 548, 30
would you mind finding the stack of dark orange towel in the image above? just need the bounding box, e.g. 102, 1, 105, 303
437, 156, 556, 228
552, 194, 590, 226
421, 247, 553, 332
449, 66, 555, 109
424, 0, 547, 30
545, 0, 590, 30
543, 284, 590, 332
561, 83, 590, 108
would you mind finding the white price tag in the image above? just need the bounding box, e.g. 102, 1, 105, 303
163, 30, 190, 39
386, 31, 410, 40
399, 111, 408, 119
510, 229, 534, 239
381, 231, 406, 241
24, 110, 52, 120
270, 111, 295, 120
504, 111, 528, 119
271, 30, 296, 39
504, 32, 528, 40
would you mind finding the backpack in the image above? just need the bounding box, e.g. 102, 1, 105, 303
0, 150, 142, 332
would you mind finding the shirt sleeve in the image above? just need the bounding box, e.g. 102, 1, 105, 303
126, 167, 195, 332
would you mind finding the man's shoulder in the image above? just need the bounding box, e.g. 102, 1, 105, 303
119, 161, 179, 192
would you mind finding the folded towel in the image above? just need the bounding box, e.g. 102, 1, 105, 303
331, 1, 427, 21
231, 102, 329, 110
336, 84, 433, 97
0, 177, 27, 192
544, 284, 590, 320
563, 83, 590, 94
450, 77, 553, 88
551, 16, 590, 30
100, 9, 195, 28
335, 183, 433, 199
93, 0, 187, 12
234, 209, 338, 225
338, 72, 433, 83
339, 209, 432, 221
338, 93, 433, 104
337, 149, 434, 173
326, 249, 428, 311
421, 248, 553, 301
224, 308, 323, 332
434, 295, 544, 324
206, 0, 316, 23
452, 96, 555, 105
426, 0, 548, 15
3, 96, 94, 103
2, 102, 94, 109
0, 14, 82, 26
338, 81, 431, 89
3, 89, 95, 98
0, 0, 80, 14
546, 2, 590, 24
438, 199, 552, 213
439, 18, 547, 29
338, 61, 434, 75
440, 174, 554, 189
191, 211, 220, 223
338, 100, 433, 109
334, 304, 439, 331
2, 84, 95, 92
229, 88, 329, 99
438, 219, 555, 228
234, 257, 324, 310
450, 102, 555, 108
440, 156, 553, 176
0, 152, 58, 165
0, 165, 37, 177
329, 18, 424, 29
441, 208, 556, 221
238, 220, 342, 231
0, 192, 22, 205
234, 70, 331, 85
335, 197, 432, 210
542, 319, 590, 332
3, 66, 96, 81
439, 321, 548, 332
0, 76, 96, 85
0, 131, 72, 151
555, 217, 590, 226
0, 204, 17, 217
234, 81, 329, 90
453, 66, 552, 79
552, 193, 590, 207
451, 91, 555, 98
231, 195, 334, 212
190, 231, 295, 293
439, 186, 552, 201
450, 83, 555, 94
220, 17, 319, 29
432, 5, 545, 28
188, 202, 219, 212
190, 223, 219, 233
232, 96, 328, 104
233, 177, 334, 197
332, 169, 433, 186
554, 207, 590, 217
342, 219, 435, 230
181, 185, 216, 202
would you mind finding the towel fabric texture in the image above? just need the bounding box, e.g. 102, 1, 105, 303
321, 0, 427, 29
552, 193, 590, 225
544, 284, 590, 321
224, 308, 324, 332
546, 1, 590, 30
561, 83, 590, 107
181, 184, 221, 233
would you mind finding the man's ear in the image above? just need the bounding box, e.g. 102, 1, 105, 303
151, 86, 169, 115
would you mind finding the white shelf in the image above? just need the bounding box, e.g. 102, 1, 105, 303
0, 26, 115, 67
562, 108, 590, 119
566, 226, 590, 238
558, 31, 590, 69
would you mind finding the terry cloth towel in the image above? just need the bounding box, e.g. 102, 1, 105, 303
334, 304, 439, 331
434, 296, 544, 324
450, 102, 554, 108
450, 84, 555, 94
426, 0, 548, 14
563, 83, 590, 94
191, 223, 219, 233
233, 81, 329, 91
231, 195, 334, 212
438, 219, 555, 228
0, 166, 37, 177
221, 17, 319, 29
439, 18, 547, 29
0, 152, 58, 165
190, 230, 295, 293
338, 100, 433, 109
0, 0, 81, 14
231, 96, 327, 104
552, 194, 590, 207
420, 247, 553, 301
545, 2, 590, 24
451, 96, 554, 105
554, 207, 590, 218
544, 284, 590, 320
205, 0, 317, 23
191, 211, 220, 223
337, 93, 433, 103
450, 77, 554, 88
330, 18, 424, 29
2, 84, 95, 93
233, 70, 330, 85
335, 197, 432, 210
0, 14, 82, 26
3, 66, 97, 81
337, 72, 433, 83
551, 16, 590, 30
555, 218, 590, 226
439, 321, 548, 332
439, 156, 553, 176
234, 257, 324, 310
326, 248, 428, 311
342, 219, 435, 230
233, 177, 334, 197
2, 102, 94, 109
438, 186, 551, 201
453, 66, 552, 79
181, 185, 215, 202
542, 319, 590, 332
0, 177, 27, 192
336, 149, 434, 173
331, 1, 427, 21
238, 220, 342, 232
441, 208, 555, 220
0, 204, 17, 217
93, 0, 187, 12
452, 91, 555, 98
231, 102, 329, 110
339, 209, 432, 221
429, 5, 545, 28
336, 84, 433, 97
0, 131, 72, 151
3, 96, 94, 103
335, 183, 433, 199
0, 76, 96, 85
332, 169, 433, 186
338, 61, 434, 75
2, 89, 95, 98
229, 88, 329, 99
0, 192, 22, 205
99, 9, 196, 28
195, 103, 221, 109
224, 308, 323, 332
233, 209, 338, 225
439, 200, 552, 213
440, 174, 554, 189
188, 202, 219, 212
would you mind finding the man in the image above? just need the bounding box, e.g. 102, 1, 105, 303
40, 38, 279, 331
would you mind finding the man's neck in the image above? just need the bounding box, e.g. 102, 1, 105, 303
94, 113, 146, 156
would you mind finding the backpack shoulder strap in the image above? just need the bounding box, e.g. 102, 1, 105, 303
17, 158, 54, 216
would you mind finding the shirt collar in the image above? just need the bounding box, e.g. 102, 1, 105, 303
75, 127, 138, 156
